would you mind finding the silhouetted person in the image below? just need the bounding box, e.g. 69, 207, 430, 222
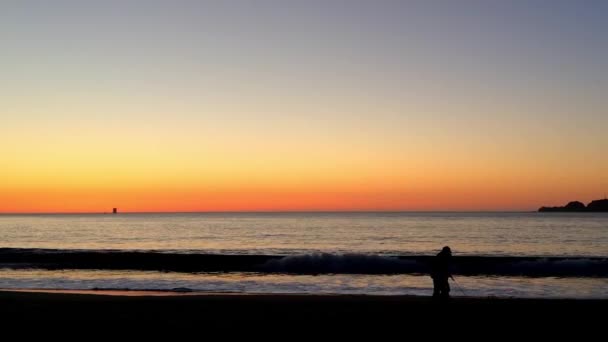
430, 246, 453, 300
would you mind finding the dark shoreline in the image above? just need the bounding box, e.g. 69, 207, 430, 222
1, 290, 606, 328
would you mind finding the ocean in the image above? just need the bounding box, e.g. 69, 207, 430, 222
1, 212, 607, 298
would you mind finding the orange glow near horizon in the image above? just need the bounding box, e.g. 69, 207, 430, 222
3, 116, 606, 213
2, 173, 605, 213
2, 121, 607, 213
2, 121, 606, 213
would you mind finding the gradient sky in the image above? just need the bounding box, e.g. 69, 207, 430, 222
1, 0, 607, 212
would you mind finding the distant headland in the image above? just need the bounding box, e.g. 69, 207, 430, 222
539, 199, 608, 212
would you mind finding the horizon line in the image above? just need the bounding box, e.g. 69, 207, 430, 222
0, 209, 541, 215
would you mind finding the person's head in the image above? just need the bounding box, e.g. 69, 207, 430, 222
440, 246, 452, 257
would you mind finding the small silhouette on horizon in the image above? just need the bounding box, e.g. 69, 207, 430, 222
430, 246, 454, 300
112, 208, 118, 214
538, 198, 608, 212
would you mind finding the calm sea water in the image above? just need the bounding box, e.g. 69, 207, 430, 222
1, 212, 607, 256
1, 212, 607, 298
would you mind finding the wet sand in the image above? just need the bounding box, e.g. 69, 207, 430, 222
0, 289, 605, 333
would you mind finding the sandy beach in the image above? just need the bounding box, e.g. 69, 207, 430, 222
1, 290, 605, 332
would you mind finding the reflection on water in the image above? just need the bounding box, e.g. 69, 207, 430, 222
1, 269, 607, 299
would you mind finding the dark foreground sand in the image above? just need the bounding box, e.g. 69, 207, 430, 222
1, 290, 605, 333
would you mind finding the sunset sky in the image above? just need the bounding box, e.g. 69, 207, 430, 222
1, 1, 607, 212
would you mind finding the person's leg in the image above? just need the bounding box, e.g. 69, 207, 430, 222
432, 278, 440, 298
440, 279, 450, 299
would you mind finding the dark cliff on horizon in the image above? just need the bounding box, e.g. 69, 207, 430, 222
539, 199, 608, 212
